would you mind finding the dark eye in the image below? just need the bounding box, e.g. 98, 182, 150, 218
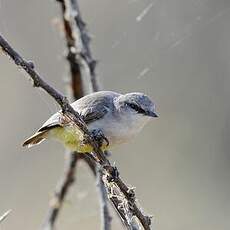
129, 103, 138, 110
126, 103, 145, 114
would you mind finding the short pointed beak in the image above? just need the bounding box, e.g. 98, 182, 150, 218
146, 111, 158, 117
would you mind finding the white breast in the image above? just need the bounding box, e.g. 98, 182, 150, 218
87, 113, 150, 146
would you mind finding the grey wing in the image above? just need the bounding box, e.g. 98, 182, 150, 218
37, 103, 108, 132
38, 107, 106, 132
72, 91, 118, 124
80, 103, 109, 124
38, 91, 119, 131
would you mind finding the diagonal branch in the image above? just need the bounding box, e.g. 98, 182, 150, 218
0, 33, 106, 162
0, 33, 152, 229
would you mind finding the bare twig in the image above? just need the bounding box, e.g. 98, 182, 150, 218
97, 169, 112, 230
0, 210, 11, 224
65, 0, 99, 92
43, 0, 111, 229
57, 1, 112, 229
44, 152, 79, 230
0, 33, 151, 230
0, 33, 106, 162
57, 0, 99, 93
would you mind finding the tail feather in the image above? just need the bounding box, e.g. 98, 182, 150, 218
22, 131, 48, 148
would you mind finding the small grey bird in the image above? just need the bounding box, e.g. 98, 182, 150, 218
23, 91, 158, 153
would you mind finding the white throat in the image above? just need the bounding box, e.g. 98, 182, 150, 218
121, 112, 150, 136
101, 113, 149, 145
88, 109, 151, 146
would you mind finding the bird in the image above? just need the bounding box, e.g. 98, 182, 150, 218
23, 91, 158, 153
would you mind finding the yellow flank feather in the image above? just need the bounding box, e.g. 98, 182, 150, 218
49, 126, 108, 153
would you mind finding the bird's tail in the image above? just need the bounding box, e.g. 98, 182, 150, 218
22, 131, 48, 148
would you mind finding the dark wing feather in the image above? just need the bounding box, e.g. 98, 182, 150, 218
81, 104, 109, 124
72, 91, 119, 124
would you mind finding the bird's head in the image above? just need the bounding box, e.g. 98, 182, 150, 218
115, 92, 158, 119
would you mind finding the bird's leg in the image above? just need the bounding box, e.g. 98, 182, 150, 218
89, 129, 110, 148
82, 129, 109, 164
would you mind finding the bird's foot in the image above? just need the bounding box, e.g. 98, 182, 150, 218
90, 129, 109, 148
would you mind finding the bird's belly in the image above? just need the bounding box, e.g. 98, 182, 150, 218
49, 126, 108, 153
49, 114, 148, 151
88, 119, 138, 146
49, 126, 91, 152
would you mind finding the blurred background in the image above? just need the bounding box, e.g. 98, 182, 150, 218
0, 0, 230, 229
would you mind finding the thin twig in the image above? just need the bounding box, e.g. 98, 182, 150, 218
58, 0, 112, 228
0, 33, 106, 162
43, 152, 79, 230
65, 0, 99, 92
43, 0, 86, 226
43, 0, 111, 229
57, 0, 99, 93
97, 169, 112, 230
0, 33, 152, 229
